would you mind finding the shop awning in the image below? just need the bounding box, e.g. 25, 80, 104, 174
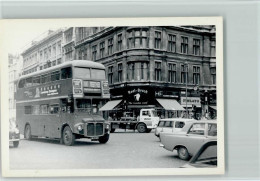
209, 106, 217, 110
99, 100, 122, 111
156, 99, 185, 111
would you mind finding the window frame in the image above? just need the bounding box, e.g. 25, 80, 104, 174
181, 36, 189, 54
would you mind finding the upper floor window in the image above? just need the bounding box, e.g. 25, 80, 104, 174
211, 67, 216, 85
117, 34, 123, 51
61, 67, 72, 79
154, 31, 161, 49
108, 38, 113, 55
168, 63, 176, 83
211, 40, 216, 57
108, 66, 113, 84
127, 29, 148, 49
181, 37, 188, 54
181, 64, 188, 83
78, 27, 85, 41
92, 45, 97, 61
193, 66, 200, 84
100, 42, 105, 58
168, 34, 176, 52
193, 39, 200, 55
118, 63, 123, 82
155, 61, 161, 81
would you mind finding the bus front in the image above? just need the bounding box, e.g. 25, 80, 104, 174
69, 63, 110, 145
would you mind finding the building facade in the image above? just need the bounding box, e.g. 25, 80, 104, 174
74, 26, 217, 119
8, 54, 23, 119
21, 29, 63, 75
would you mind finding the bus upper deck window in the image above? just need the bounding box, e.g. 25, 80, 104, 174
18, 79, 25, 88
61, 67, 72, 79
51, 71, 60, 81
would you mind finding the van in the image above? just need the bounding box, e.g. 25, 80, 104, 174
154, 118, 196, 138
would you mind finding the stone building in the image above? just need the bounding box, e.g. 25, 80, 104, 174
74, 26, 217, 118
21, 29, 63, 75
8, 54, 23, 119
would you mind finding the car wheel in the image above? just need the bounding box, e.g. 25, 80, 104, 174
99, 133, 109, 144
24, 124, 32, 140
13, 141, 19, 147
110, 128, 115, 133
178, 146, 190, 160
146, 129, 152, 133
137, 123, 147, 133
63, 126, 75, 146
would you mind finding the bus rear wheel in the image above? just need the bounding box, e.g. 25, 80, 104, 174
63, 126, 75, 146
24, 124, 32, 140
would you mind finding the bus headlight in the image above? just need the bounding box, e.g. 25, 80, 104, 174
77, 125, 83, 131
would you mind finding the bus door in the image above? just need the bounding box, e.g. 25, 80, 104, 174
46, 104, 61, 138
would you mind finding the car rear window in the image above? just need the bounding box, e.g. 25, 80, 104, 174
208, 123, 217, 136
164, 121, 173, 127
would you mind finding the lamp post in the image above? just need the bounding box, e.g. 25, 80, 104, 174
185, 62, 188, 118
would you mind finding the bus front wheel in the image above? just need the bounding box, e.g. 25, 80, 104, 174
24, 124, 32, 140
63, 126, 75, 146
98, 133, 109, 144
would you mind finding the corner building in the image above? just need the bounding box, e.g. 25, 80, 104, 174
74, 26, 216, 118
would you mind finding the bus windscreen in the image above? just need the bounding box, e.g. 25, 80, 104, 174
74, 67, 105, 80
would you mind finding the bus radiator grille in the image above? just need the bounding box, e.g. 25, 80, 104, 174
96, 123, 103, 136
86, 123, 104, 136
87, 123, 95, 136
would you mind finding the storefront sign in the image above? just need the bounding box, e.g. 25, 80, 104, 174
127, 88, 149, 105
181, 97, 201, 106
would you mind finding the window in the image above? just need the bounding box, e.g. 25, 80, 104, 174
117, 34, 123, 51
127, 29, 148, 48
40, 104, 49, 114
25, 77, 33, 87
41, 74, 50, 84
32, 105, 40, 115
175, 121, 185, 128
211, 67, 216, 85
181, 64, 188, 83
100, 42, 105, 58
193, 39, 200, 55
61, 67, 72, 79
141, 62, 144, 80
48, 46, 52, 59
49, 104, 59, 114
92, 45, 97, 61
118, 63, 123, 82
168, 63, 176, 83
91, 69, 106, 80
158, 121, 165, 127
181, 37, 188, 54
51, 71, 60, 81
188, 123, 205, 135
208, 123, 217, 136
155, 62, 161, 81
131, 63, 135, 80
52, 44, 56, 57
108, 66, 113, 84
193, 66, 200, 84
24, 106, 32, 114
18, 79, 25, 88
32, 76, 41, 86
108, 38, 113, 55
155, 31, 161, 49
74, 67, 90, 79
168, 34, 176, 52
211, 40, 216, 57
164, 121, 173, 127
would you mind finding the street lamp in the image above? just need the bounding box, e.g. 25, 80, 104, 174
185, 62, 188, 118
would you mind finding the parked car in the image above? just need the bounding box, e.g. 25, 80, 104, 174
181, 140, 217, 168
9, 119, 20, 148
155, 118, 196, 138
160, 120, 217, 160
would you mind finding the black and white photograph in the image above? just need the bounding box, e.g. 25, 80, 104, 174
0, 17, 224, 177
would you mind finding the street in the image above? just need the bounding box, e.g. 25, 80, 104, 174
9, 129, 188, 169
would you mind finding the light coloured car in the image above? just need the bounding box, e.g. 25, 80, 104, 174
160, 120, 217, 160
181, 140, 217, 168
155, 118, 196, 138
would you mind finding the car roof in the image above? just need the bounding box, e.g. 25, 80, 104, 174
160, 118, 196, 122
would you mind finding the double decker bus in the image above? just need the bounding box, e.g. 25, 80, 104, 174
16, 60, 110, 146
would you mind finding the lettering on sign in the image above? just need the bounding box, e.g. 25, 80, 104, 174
181, 97, 201, 105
